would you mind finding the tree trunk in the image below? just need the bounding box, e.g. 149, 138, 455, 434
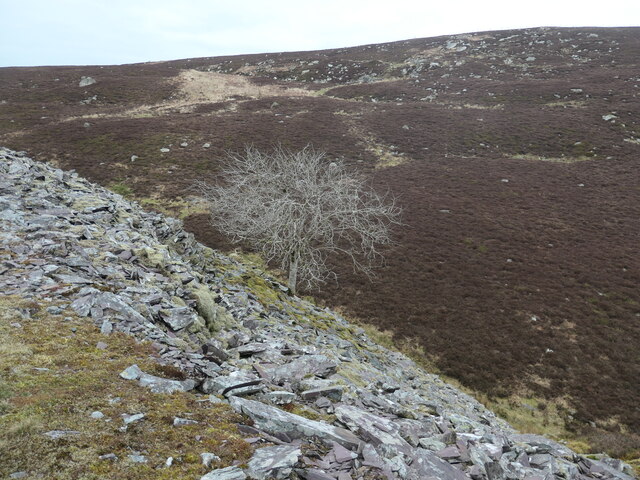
287, 251, 299, 294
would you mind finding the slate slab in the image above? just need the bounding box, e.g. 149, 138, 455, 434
229, 397, 361, 449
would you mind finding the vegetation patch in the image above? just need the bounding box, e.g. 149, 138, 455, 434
0, 296, 252, 480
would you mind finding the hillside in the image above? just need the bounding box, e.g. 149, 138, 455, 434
1, 147, 637, 479
1, 26, 639, 458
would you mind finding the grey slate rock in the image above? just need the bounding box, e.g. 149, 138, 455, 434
264, 390, 296, 405
229, 397, 361, 449
128, 454, 147, 463
78, 76, 96, 87
160, 306, 197, 330
406, 448, 468, 480
122, 413, 144, 424
119, 364, 196, 393
301, 385, 343, 402
246, 444, 301, 479
269, 354, 338, 384
173, 417, 198, 426
201, 452, 221, 467
201, 466, 247, 480
334, 404, 413, 457
300, 470, 335, 480
200, 371, 263, 396
43, 430, 80, 439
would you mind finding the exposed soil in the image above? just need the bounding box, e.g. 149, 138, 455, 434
1, 26, 639, 453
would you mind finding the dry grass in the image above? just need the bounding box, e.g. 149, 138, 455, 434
58, 69, 314, 122
510, 153, 593, 163
0, 295, 252, 480
176, 70, 311, 105
344, 119, 410, 169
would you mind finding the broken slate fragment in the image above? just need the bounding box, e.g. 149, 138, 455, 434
233, 342, 268, 357
331, 441, 357, 463
301, 385, 343, 402
100, 319, 113, 334
128, 454, 147, 463
201, 452, 221, 467
229, 397, 361, 449
119, 364, 196, 393
160, 306, 197, 330
301, 470, 335, 480
173, 417, 199, 426
200, 371, 263, 396
334, 404, 413, 457
246, 444, 301, 480
268, 354, 338, 384
264, 390, 296, 405
406, 448, 468, 480
43, 430, 81, 439
122, 413, 145, 425
201, 466, 247, 480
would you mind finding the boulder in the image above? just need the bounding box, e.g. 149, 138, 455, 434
78, 76, 96, 87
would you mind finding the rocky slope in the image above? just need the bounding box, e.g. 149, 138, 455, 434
1, 147, 635, 479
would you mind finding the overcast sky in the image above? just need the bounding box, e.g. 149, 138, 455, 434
1, 0, 638, 67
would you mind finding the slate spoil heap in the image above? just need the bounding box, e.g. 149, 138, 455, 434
0, 147, 634, 480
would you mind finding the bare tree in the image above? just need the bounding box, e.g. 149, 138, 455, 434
197, 145, 401, 294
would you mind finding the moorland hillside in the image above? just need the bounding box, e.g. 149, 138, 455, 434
1, 26, 639, 458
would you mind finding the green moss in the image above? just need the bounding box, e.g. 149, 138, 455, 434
108, 181, 133, 197
137, 195, 209, 220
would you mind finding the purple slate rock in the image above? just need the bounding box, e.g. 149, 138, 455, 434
315, 397, 333, 409
437, 445, 462, 459
361, 443, 385, 469
331, 441, 357, 463
300, 469, 335, 480
301, 386, 343, 402
516, 451, 530, 467
469, 464, 484, 479
233, 342, 268, 357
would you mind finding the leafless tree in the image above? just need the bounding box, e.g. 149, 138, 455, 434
197, 145, 401, 294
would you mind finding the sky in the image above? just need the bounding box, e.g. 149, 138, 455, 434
1, 0, 639, 67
